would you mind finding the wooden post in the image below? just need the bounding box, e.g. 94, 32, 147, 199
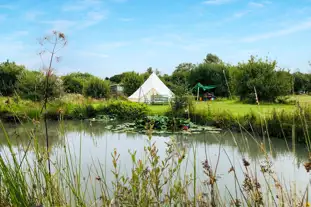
197, 86, 200, 102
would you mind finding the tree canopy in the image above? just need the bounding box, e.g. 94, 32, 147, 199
83, 77, 110, 99
1, 52, 311, 104
0, 60, 25, 96
62, 72, 94, 94
122, 71, 144, 96
204, 53, 222, 64
189, 63, 231, 97
234, 56, 292, 102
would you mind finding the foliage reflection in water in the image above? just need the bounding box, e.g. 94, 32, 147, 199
0, 121, 310, 206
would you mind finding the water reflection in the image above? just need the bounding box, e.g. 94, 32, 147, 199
0, 120, 310, 202
0, 121, 308, 163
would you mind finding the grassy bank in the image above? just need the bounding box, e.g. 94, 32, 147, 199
0, 94, 149, 122
149, 95, 311, 116
2, 94, 311, 142
148, 96, 311, 141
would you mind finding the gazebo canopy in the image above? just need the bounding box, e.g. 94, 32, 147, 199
193, 83, 217, 91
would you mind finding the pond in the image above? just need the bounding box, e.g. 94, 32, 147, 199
0, 120, 310, 204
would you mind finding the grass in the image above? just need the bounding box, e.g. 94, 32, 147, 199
2, 93, 311, 140
149, 95, 311, 117
2, 94, 311, 119
0, 94, 149, 122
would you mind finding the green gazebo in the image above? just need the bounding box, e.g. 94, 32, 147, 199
192, 83, 217, 101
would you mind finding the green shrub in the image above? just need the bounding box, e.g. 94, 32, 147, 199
98, 100, 150, 120
189, 62, 233, 97
121, 72, 144, 96
62, 76, 84, 94
234, 56, 292, 102
17, 70, 44, 101
275, 96, 295, 105
71, 104, 96, 119
62, 72, 94, 94
0, 60, 25, 96
17, 70, 63, 101
167, 82, 194, 118
83, 77, 110, 99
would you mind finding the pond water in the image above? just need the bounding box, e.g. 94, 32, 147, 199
0, 120, 310, 203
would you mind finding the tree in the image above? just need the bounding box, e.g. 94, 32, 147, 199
122, 71, 144, 96
0, 60, 25, 96
45, 73, 63, 99
109, 73, 124, 84
204, 53, 222, 64
293, 72, 309, 93
62, 75, 83, 94
234, 56, 292, 102
142, 67, 160, 80
83, 77, 110, 98
171, 63, 195, 85
189, 63, 232, 97
62, 72, 94, 94
146, 67, 153, 75
17, 70, 44, 101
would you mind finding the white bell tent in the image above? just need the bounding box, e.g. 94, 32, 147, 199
128, 72, 174, 103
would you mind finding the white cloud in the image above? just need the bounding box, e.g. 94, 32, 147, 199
4, 31, 29, 41
42, 20, 77, 32
232, 1, 268, 19
41, 10, 107, 32
0, 4, 14, 9
78, 11, 108, 29
0, 40, 29, 64
62, 0, 102, 11
0, 14, 6, 22
248, 2, 264, 8
78, 51, 109, 58
119, 18, 134, 22
97, 41, 131, 50
111, 0, 128, 3
241, 19, 311, 42
234, 10, 251, 18
141, 37, 173, 47
25, 11, 45, 21
87, 11, 107, 21
203, 0, 233, 5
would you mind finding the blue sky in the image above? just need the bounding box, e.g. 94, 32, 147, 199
0, 0, 311, 77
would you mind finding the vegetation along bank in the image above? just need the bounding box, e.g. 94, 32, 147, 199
1, 52, 311, 142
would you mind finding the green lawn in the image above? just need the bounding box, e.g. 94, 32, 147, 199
148, 95, 311, 116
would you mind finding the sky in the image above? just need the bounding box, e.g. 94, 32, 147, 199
0, 0, 311, 78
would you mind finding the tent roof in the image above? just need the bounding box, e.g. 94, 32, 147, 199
128, 73, 174, 100
193, 83, 217, 91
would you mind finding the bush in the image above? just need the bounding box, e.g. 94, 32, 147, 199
83, 77, 110, 99
62, 76, 84, 94
17, 70, 63, 101
275, 96, 295, 105
62, 72, 94, 94
98, 100, 150, 120
0, 60, 25, 96
234, 56, 292, 102
167, 82, 194, 118
121, 72, 144, 96
72, 104, 97, 119
189, 63, 233, 97
17, 70, 44, 101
